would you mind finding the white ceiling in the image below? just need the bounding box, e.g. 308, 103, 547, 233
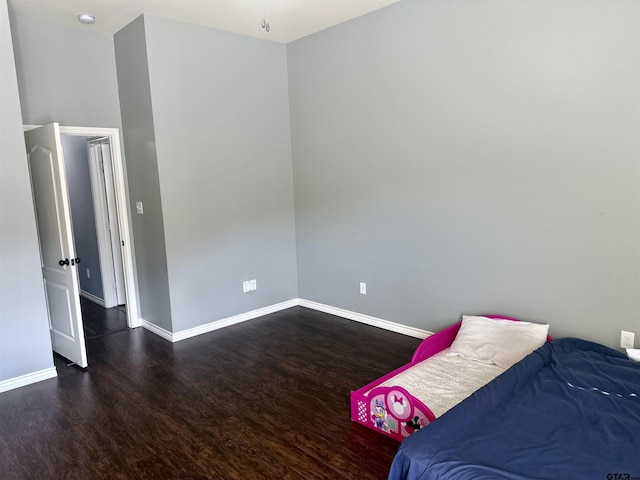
8, 0, 402, 43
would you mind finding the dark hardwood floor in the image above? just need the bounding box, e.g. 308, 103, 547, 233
80, 297, 129, 340
0, 307, 420, 480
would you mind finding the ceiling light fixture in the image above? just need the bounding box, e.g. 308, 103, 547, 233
78, 14, 95, 25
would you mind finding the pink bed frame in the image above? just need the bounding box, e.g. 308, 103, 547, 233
350, 315, 552, 441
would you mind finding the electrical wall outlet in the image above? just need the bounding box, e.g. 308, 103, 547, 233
360, 282, 367, 295
620, 330, 635, 349
243, 279, 257, 293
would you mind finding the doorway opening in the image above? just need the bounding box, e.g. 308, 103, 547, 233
61, 133, 130, 340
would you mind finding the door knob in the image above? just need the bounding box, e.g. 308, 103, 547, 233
71, 258, 81, 266
59, 258, 69, 267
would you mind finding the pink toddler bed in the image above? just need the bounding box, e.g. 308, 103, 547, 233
350, 315, 552, 441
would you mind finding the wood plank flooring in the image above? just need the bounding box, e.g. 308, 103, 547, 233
0, 307, 420, 479
80, 297, 129, 340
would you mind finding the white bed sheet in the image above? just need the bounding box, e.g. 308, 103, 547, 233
371, 348, 506, 418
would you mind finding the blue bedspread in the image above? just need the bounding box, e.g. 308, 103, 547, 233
388, 338, 640, 480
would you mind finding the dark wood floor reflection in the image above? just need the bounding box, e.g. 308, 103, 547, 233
0, 307, 420, 480
80, 297, 129, 339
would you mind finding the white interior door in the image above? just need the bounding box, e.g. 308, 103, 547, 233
100, 141, 127, 305
25, 123, 88, 368
88, 139, 126, 308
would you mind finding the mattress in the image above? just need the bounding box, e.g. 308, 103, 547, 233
370, 348, 506, 418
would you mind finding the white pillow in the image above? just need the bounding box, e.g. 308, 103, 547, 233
449, 315, 550, 369
627, 348, 640, 362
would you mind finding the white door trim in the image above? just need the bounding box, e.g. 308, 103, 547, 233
56, 126, 140, 329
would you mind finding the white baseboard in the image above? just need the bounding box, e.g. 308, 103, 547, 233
140, 298, 429, 343
172, 299, 299, 342
142, 299, 300, 343
298, 299, 431, 339
140, 318, 173, 341
0, 367, 57, 394
80, 290, 106, 307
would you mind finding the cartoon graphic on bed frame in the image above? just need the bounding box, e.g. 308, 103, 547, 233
361, 386, 434, 440
373, 399, 389, 431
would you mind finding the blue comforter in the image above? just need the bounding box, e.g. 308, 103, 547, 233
388, 338, 640, 480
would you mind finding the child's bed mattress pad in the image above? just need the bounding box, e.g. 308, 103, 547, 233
369, 349, 506, 418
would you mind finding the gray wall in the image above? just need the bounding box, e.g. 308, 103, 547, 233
10, 12, 140, 320
114, 16, 173, 331
10, 15, 123, 128
0, 0, 54, 382
6, 0, 640, 358
10, 10, 299, 336
143, 16, 298, 331
288, 0, 640, 346
60, 135, 104, 299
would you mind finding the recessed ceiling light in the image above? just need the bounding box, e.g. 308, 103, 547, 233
78, 14, 95, 25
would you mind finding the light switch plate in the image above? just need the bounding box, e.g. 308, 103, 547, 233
136, 201, 144, 215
